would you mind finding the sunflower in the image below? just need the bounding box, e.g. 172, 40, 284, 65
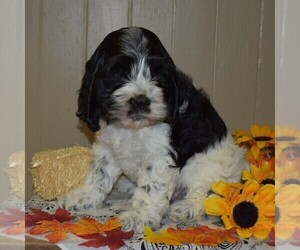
275, 184, 300, 241
234, 125, 275, 160
275, 125, 300, 154
242, 163, 275, 185
204, 180, 275, 240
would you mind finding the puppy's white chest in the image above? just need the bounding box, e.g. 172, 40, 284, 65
98, 123, 172, 181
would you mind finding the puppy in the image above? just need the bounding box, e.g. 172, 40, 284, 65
58, 27, 247, 232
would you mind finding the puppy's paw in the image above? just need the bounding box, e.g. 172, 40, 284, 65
57, 190, 102, 211
169, 199, 203, 223
119, 210, 160, 233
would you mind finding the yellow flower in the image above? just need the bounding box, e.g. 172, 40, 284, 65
234, 125, 274, 160
275, 125, 300, 153
211, 180, 243, 201
242, 163, 275, 185
204, 180, 275, 240
276, 184, 300, 240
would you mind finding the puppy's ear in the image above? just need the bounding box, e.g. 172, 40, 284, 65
168, 68, 179, 119
76, 45, 105, 132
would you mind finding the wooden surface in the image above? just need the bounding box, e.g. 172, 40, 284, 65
26, 0, 275, 200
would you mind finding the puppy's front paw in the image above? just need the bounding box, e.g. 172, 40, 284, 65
169, 199, 203, 223
119, 210, 160, 233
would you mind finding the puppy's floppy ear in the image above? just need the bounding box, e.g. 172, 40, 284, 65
168, 67, 179, 119
76, 44, 105, 132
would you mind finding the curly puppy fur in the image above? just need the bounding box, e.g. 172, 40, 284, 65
58, 27, 247, 232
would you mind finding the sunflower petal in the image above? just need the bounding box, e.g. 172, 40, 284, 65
212, 181, 230, 197
250, 124, 260, 137
253, 184, 275, 204
204, 197, 230, 216
251, 145, 260, 159
242, 180, 259, 197
250, 165, 262, 183
242, 170, 253, 181
261, 126, 272, 136
252, 223, 272, 240
236, 228, 252, 239
221, 215, 234, 230
263, 203, 275, 217
256, 141, 267, 149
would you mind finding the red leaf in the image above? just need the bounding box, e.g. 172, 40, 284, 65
0, 209, 24, 227
26, 208, 75, 227
78, 229, 134, 249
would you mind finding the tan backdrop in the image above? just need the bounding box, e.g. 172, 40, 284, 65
26, 0, 274, 200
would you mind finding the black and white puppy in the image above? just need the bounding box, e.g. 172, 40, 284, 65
58, 27, 247, 232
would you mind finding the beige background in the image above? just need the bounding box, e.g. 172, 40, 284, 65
26, 0, 274, 200
0, 0, 25, 202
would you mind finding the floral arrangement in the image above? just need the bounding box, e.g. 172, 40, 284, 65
1, 124, 299, 249
204, 124, 300, 247
204, 125, 276, 240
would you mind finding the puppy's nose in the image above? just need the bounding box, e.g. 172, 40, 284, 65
128, 94, 151, 111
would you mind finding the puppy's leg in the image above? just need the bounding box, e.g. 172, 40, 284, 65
169, 135, 247, 222
120, 156, 179, 233
58, 143, 122, 210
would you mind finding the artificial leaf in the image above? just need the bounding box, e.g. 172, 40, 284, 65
64, 217, 121, 236
144, 227, 182, 245
28, 219, 68, 243
26, 208, 75, 227
144, 225, 239, 246
78, 228, 134, 249
3, 220, 25, 235
0, 209, 24, 227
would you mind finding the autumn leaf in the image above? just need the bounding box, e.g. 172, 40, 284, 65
28, 219, 68, 243
144, 225, 239, 246
144, 227, 182, 245
26, 208, 75, 227
0, 209, 24, 227
3, 220, 25, 235
64, 217, 122, 236
78, 228, 134, 249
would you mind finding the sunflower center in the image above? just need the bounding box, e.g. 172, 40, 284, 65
233, 201, 258, 229
261, 179, 275, 185
276, 136, 297, 142
253, 136, 273, 142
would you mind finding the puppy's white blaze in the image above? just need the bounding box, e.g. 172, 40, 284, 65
111, 57, 167, 128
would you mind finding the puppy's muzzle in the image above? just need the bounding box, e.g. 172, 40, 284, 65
128, 95, 151, 120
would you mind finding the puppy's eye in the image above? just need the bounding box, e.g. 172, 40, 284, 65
152, 72, 164, 79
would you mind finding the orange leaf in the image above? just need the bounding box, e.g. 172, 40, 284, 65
3, 220, 25, 235
144, 227, 182, 245
145, 226, 239, 246
28, 219, 68, 243
64, 217, 122, 236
